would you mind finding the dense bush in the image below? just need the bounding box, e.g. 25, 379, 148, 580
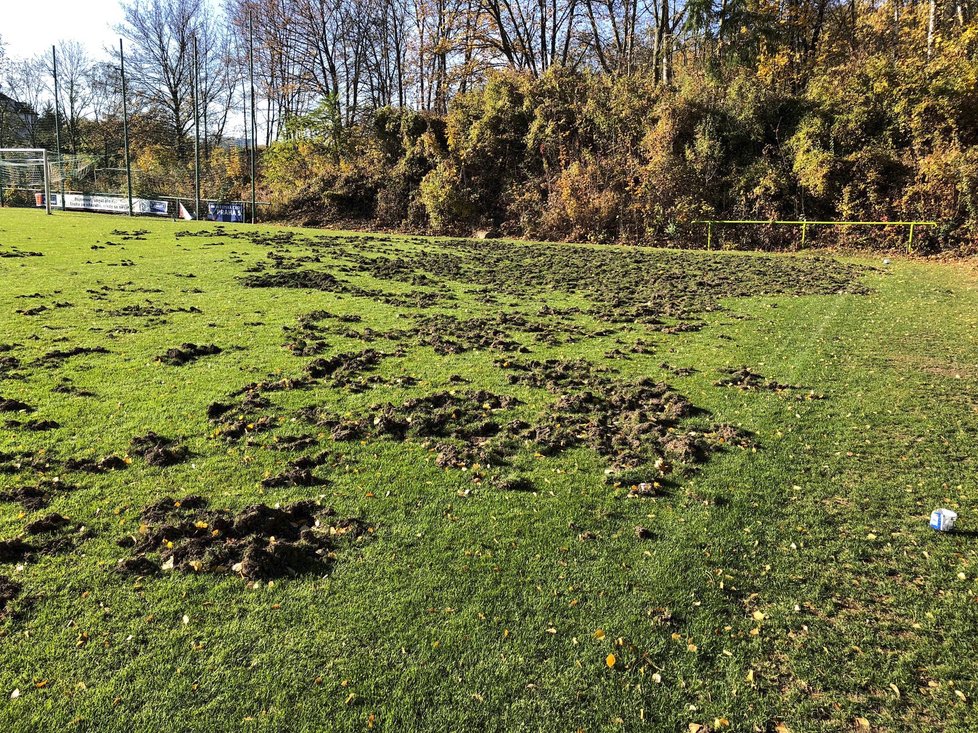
260, 6, 978, 251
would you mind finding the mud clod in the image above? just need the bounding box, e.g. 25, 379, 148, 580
0, 538, 34, 563
64, 455, 128, 473
714, 367, 796, 392
491, 474, 534, 492
119, 497, 369, 580
36, 346, 109, 366
261, 467, 322, 488
5, 418, 60, 431
25, 513, 72, 535
114, 556, 161, 576
0, 575, 21, 613
158, 343, 222, 366
130, 432, 189, 467
0, 397, 34, 413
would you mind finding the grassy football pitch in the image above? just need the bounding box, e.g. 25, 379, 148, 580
0, 209, 976, 732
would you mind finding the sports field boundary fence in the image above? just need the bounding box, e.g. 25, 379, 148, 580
691, 219, 938, 253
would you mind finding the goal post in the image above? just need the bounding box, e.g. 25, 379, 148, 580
0, 148, 52, 214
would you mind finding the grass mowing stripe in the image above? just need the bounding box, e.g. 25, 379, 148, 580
0, 210, 975, 732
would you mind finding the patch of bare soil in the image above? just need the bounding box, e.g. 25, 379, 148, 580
157, 343, 222, 366
4, 418, 60, 431
64, 454, 128, 473
130, 432, 189, 467
35, 346, 110, 366
0, 575, 21, 614
0, 396, 33, 413
116, 496, 370, 580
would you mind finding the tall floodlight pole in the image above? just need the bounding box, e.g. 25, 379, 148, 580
241, 65, 250, 161
201, 48, 210, 161
192, 35, 202, 221
52, 45, 66, 210
120, 39, 134, 217
249, 11, 257, 224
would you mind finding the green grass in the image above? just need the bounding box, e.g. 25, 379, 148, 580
1, 208, 976, 732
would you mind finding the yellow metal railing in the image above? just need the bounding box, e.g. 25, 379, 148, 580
691, 219, 938, 253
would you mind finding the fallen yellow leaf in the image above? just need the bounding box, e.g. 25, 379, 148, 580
594, 629, 605, 640
606, 653, 616, 668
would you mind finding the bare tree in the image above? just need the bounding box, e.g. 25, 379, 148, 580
118, 0, 231, 159
47, 41, 93, 153
3, 55, 47, 146
480, 0, 583, 77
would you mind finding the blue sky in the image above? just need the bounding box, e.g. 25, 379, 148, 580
3, 0, 124, 59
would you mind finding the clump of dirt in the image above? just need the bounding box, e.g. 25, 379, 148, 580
52, 380, 96, 397
64, 455, 128, 473
0, 538, 33, 562
35, 346, 110, 366
241, 270, 379, 299
266, 435, 319, 451
0, 354, 20, 377
0, 248, 42, 258
314, 390, 518, 443
707, 424, 754, 448
158, 343, 222, 366
117, 496, 370, 580
4, 418, 60, 431
0, 485, 51, 511
0, 575, 21, 614
0, 477, 74, 511
286, 338, 330, 356
0, 516, 89, 564
411, 314, 529, 355
498, 358, 754, 475
282, 311, 334, 355
305, 390, 523, 472
24, 513, 72, 534
107, 304, 168, 317
0, 397, 34, 413
491, 474, 535, 491
660, 363, 697, 377
714, 367, 796, 391
496, 358, 611, 392
0, 451, 60, 476
110, 228, 150, 240
305, 349, 387, 388
530, 377, 700, 469
130, 432, 189, 467
207, 388, 278, 442
16, 306, 48, 316
261, 466, 323, 488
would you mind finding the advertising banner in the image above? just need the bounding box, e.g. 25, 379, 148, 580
40, 193, 169, 216
207, 203, 245, 223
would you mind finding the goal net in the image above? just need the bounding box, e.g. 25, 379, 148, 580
0, 148, 51, 212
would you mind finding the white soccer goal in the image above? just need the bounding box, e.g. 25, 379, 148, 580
0, 148, 52, 214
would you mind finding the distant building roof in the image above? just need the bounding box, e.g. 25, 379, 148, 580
0, 91, 37, 117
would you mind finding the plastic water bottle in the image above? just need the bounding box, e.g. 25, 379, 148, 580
929, 508, 958, 532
